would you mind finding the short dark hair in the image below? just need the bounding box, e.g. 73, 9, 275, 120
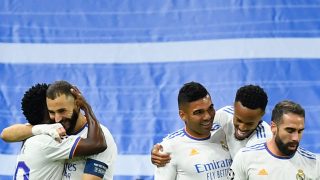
21, 83, 49, 125
178, 82, 209, 108
46, 80, 73, 100
235, 84, 268, 111
271, 100, 305, 125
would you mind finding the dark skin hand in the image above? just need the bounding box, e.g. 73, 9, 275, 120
71, 86, 107, 157
151, 143, 171, 167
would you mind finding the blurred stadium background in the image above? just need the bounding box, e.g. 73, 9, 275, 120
1, 1, 320, 179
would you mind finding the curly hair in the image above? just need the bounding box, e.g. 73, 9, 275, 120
235, 84, 268, 111
21, 83, 49, 125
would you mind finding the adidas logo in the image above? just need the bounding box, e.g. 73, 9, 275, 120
190, 148, 199, 156
258, 169, 268, 175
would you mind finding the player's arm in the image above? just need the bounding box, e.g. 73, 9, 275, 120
151, 143, 171, 167
71, 87, 107, 157
154, 142, 176, 180
1, 123, 65, 142
154, 163, 177, 180
82, 174, 104, 180
1, 124, 32, 142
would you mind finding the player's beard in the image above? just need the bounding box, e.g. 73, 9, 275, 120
275, 134, 299, 156
60, 110, 79, 135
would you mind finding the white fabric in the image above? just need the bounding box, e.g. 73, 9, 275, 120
214, 106, 272, 159
62, 124, 117, 180
154, 125, 232, 180
229, 143, 320, 180
31, 123, 64, 142
15, 134, 80, 180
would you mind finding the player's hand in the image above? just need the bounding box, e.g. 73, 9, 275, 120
70, 86, 89, 111
151, 143, 171, 167
31, 123, 66, 143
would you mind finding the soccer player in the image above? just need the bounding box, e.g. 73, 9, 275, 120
1, 81, 118, 179
1, 83, 108, 179
154, 82, 232, 180
229, 100, 320, 180
46, 80, 117, 180
214, 85, 272, 158
151, 85, 272, 166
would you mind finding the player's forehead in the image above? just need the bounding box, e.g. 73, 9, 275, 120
234, 101, 263, 123
279, 113, 305, 129
188, 95, 213, 111
46, 94, 75, 111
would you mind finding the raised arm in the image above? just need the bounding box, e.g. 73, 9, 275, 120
1, 123, 65, 142
71, 87, 107, 157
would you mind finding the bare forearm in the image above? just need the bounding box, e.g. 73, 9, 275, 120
74, 105, 107, 156
0, 124, 32, 142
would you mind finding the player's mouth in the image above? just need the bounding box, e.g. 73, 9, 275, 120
287, 142, 298, 150
200, 121, 212, 129
235, 128, 251, 139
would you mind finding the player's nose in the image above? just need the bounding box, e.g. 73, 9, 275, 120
54, 114, 63, 122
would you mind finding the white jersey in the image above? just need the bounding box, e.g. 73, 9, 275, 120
62, 124, 117, 180
154, 124, 232, 180
214, 106, 272, 159
14, 134, 81, 180
229, 143, 320, 180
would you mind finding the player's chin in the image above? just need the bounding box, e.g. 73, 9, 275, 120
234, 129, 251, 140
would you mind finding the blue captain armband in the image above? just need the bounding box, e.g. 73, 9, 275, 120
84, 158, 108, 178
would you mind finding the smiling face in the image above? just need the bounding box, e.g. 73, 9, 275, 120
272, 113, 304, 156
233, 101, 265, 140
46, 94, 79, 134
179, 94, 215, 138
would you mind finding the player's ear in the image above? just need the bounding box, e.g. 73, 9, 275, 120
179, 109, 187, 122
270, 121, 277, 135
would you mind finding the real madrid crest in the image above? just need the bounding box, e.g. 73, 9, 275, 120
296, 169, 305, 180
220, 141, 229, 151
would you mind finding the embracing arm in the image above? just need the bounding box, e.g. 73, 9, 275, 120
1, 123, 66, 142
71, 87, 107, 157
1, 124, 32, 142
151, 143, 171, 167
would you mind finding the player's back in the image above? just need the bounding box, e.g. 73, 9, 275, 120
14, 134, 80, 180
63, 123, 117, 180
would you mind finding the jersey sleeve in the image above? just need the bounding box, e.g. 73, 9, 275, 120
42, 135, 81, 161
82, 129, 117, 179
154, 139, 176, 180
215, 106, 234, 131
229, 149, 247, 180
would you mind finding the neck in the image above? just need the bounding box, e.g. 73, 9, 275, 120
184, 127, 210, 139
74, 113, 87, 132
266, 139, 288, 157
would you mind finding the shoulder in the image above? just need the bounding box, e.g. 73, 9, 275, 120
296, 147, 317, 160
216, 106, 234, 115
163, 128, 185, 141
251, 121, 272, 140
25, 134, 56, 145
215, 106, 234, 126
98, 124, 117, 146
240, 142, 266, 153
